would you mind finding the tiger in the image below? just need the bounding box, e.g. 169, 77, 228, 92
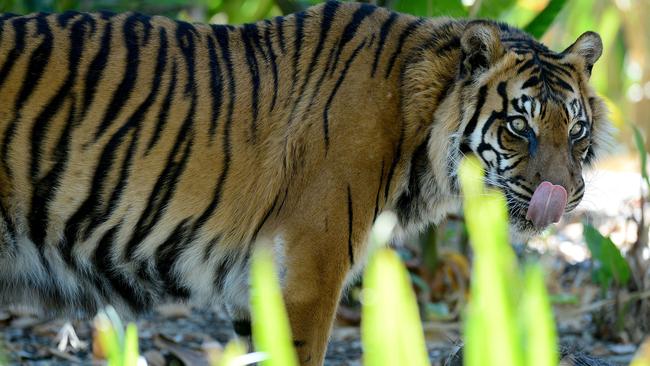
0, 1, 611, 364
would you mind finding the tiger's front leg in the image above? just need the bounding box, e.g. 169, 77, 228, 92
282, 226, 351, 365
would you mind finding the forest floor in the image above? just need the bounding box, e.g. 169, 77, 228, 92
0, 302, 642, 365
1, 154, 648, 366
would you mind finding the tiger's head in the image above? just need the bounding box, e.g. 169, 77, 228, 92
451, 21, 612, 238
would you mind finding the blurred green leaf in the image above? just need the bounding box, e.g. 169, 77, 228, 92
93, 306, 141, 366
425, 301, 451, 320
362, 248, 428, 366
459, 157, 522, 366
549, 293, 579, 305
630, 338, 650, 366
475, 0, 516, 20
250, 248, 298, 366
393, 0, 467, 17
524, 0, 568, 39
214, 340, 248, 366
583, 224, 631, 289
522, 265, 559, 366
123, 324, 139, 366
590, 5, 621, 95
633, 124, 650, 188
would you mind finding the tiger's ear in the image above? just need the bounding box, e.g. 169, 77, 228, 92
460, 21, 505, 77
562, 31, 603, 76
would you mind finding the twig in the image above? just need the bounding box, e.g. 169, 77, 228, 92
567, 290, 650, 315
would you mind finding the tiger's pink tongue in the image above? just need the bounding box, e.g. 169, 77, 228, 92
526, 181, 568, 228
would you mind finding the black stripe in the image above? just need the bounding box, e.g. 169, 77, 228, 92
85, 27, 169, 238
15, 16, 53, 116
347, 185, 354, 266
80, 19, 112, 120
275, 185, 290, 218
176, 20, 197, 95
207, 36, 224, 140
371, 12, 397, 78
304, 38, 338, 115
384, 18, 424, 78
303, 1, 339, 98
287, 2, 338, 125
517, 58, 537, 74
251, 194, 279, 242
145, 61, 177, 153
274, 16, 285, 53
94, 14, 152, 141
322, 40, 366, 149
330, 3, 375, 77
1, 16, 52, 176
202, 234, 221, 262
522, 75, 541, 89
0, 17, 29, 173
462, 85, 488, 138
214, 252, 234, 292
95, 224, 151, 310
435, 36, 460, 55
384, 128, 404, 202
372, 160, 385, 221
187, 25, 235, 235
118, 21, 198, 259
128, 20, 200, 252
29, 15, 93, 247
0, 17, 27, 89
241, 24, 261, 142
233, 320, 252, 336
57, 11, 81, 27
123, 132, 194, 260
394, 136, 430, 226
263, 20, 279, 112
286, 11, 306, 108
155, 219, 192, 298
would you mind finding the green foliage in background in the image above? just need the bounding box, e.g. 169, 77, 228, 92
523, 0, 567, 39
583, 224, 631, 292
459, 157, 558, 366
633, 124, 650, 188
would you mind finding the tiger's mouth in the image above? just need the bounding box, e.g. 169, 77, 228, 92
497, 181, 573, 239
483, 178, 583, 240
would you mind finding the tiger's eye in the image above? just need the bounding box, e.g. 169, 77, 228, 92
570, 123, 584, 138
509, 119, 527, 134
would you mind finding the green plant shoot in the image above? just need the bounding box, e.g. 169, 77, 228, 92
459, 157, 558, 366
214, 340, 248, 366
459, 157, 522, 366
522, 264, 559, 366
94, 306, 140, 366
362, 213, 428, 366
250, 248, 298, 366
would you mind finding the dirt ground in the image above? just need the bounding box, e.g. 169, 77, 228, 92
0, 303, 641, 365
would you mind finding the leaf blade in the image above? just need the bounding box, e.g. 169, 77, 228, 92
524, 0, 569, 39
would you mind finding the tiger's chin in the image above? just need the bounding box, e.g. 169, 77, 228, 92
506, 207, 548, 243
508, 218, 546, 243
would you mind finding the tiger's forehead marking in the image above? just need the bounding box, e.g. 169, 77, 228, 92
504, 43, 580, 103
506, 86, 586, 132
